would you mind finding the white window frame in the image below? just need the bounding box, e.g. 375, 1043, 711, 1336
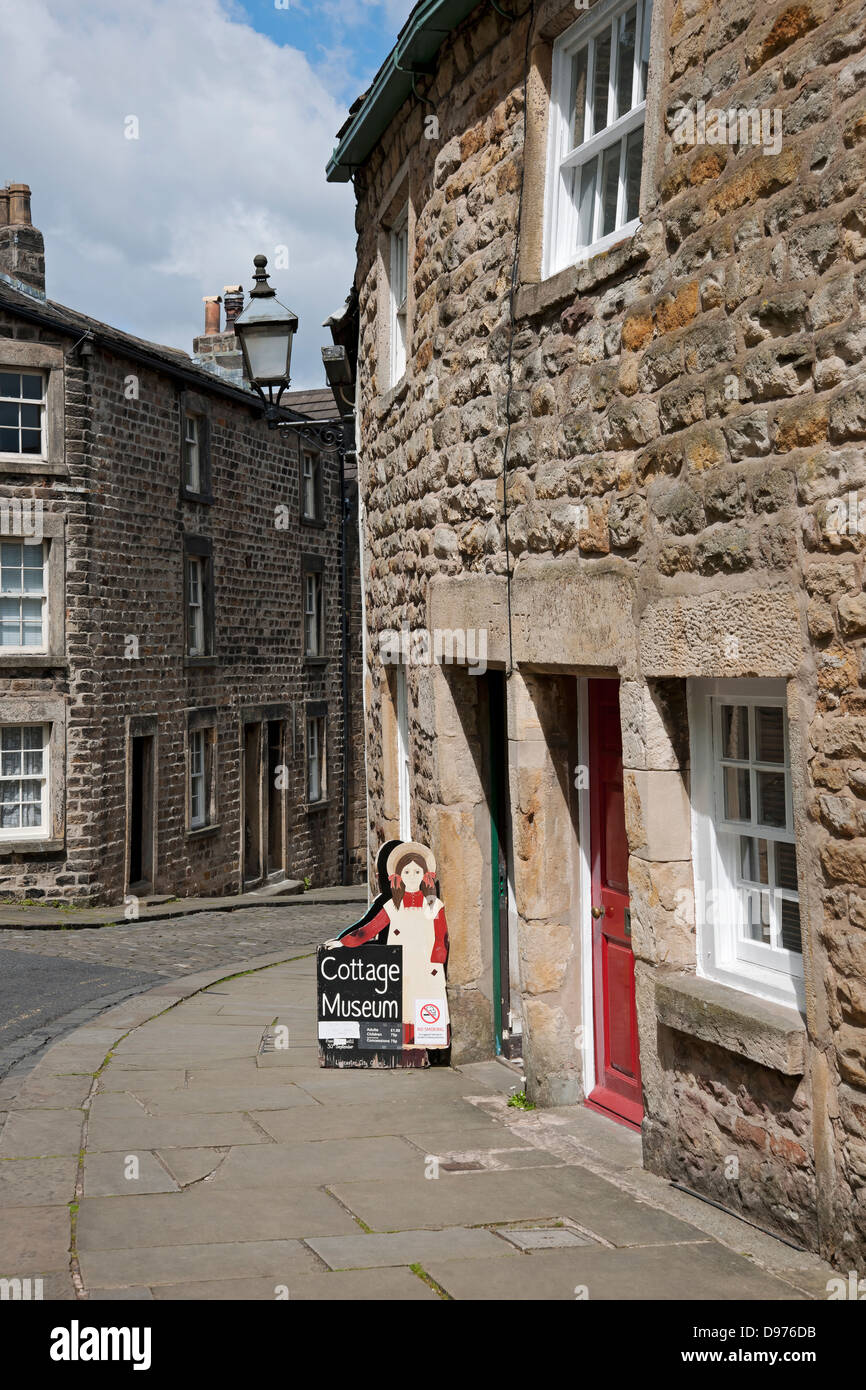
0, 722, 50, 841
395, 665, 411, 841
304, 570, 323, 657
0, 369, 47, 461
187, 555, 205, 657
302, 450, 319, 521
306, 714, 326, 804
183, 414, 200, 493
689, 678, 805, 1010
0, 539, 48, 652
543, 0, 652, 279
189, 728, 206, 829
389, 208, 409, 387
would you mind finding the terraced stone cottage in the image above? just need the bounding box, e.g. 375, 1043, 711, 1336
328, 0, 866, 1267
0, 183, 364, 904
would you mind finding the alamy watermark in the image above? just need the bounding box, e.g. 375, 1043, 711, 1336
379, 624, 488, 675
672, 101, 782, 157
0, 497, 43, 544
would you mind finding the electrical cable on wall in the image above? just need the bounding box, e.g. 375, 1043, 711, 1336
500, 0, 537, 676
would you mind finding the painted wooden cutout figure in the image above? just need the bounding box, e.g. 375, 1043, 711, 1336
325, 841, 450, 1059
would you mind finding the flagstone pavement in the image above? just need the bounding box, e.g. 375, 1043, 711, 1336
0, 950, 839, 1301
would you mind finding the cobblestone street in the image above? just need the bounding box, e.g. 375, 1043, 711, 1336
0, 898, 365, 1080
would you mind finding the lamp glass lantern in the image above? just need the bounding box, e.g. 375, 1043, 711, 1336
234, 254, 299, 394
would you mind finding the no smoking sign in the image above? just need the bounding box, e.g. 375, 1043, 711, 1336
415, 997, 448, 1046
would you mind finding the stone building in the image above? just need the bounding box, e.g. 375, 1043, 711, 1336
0, 182, 364, 904
329, 0, 866, 1266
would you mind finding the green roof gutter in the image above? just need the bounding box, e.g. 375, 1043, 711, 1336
326, 0, 483, 182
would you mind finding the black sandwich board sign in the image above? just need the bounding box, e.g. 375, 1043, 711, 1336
316, 944, 403, 1068
317, 838, 451, 1069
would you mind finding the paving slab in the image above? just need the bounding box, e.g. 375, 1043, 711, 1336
307, 1226, 517, 1270
329, 1167, 706, 1246
0, 1108, 85, 1158
155, 1147, 229, 1186
83, 1151, 180, 1197
136, 1084, 319, 1114
0, 1204, 71, 1271
202, 1136, 423, 1188
423, 1241, 806, 1301
76, 1186, 360, 1250
79, 1237, 321, 1289
97, 1069, 188, 1093
7, 1074, 94, 1110
0, 1155, 79, 1206
149, 1268, 439, 1300
87, 1286, 154, 1300
248, 1098, 503, 1145
86, 1112, 271, 1153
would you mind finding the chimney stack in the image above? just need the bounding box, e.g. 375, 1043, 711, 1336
202, 295, 221, 335
223, 285, 244, 328
0, 182, 45, 295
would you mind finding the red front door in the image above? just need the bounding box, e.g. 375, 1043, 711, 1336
586, 678, 643, 1130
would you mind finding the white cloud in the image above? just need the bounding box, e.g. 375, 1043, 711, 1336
0, 0, 356, 387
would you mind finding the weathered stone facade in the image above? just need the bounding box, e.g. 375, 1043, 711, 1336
0, 193, 364, 903
335, 0, 866, 1267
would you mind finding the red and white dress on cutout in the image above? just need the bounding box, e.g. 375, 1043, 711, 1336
339, 890, 449, 1046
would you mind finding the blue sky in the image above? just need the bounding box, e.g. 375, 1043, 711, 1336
0, 0, 415, 387
237, 0, 413, 104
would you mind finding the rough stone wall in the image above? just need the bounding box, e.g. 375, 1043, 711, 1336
349, 0, 866, 1263
0, 307, 361, 902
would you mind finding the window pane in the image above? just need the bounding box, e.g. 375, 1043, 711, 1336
21, 801, 41, 827
592, 28, 612, 135
757, 770, 786, 828
601, 141, 622, 237
615, 6, 637, 118
756, 706, 785, 763
575, 156, 597, 248
780, 899, 802, 953
775, 840, 798, 891
20, 404, 40, 428
0, 402, 17, 426
724, 766, 751, 821
2, 728, 22, 751
570, 45, 589, 147
0, 801, 20, 827
21, 374, 43, 400
721, 705, 749, 760
0, 428, 17, 451
0, 373, 20, 397
624, 126, 643, 221
639, 0, 653, 99
740, 836, 768, 885
744, 890, 771, 944
22, 749, 42, 776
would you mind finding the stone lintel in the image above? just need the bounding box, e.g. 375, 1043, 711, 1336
654, 967, 807, 1075
639, 590, 804, 678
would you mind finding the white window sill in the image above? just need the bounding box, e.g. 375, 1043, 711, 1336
518, 220, 651, 319
546, 219, 641, 284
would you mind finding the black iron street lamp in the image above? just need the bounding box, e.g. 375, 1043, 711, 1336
235, 253, 356, 886
234, 253, 349, 455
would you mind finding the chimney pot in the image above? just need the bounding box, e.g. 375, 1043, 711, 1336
223, 284, 244, 329
202, 295, 221, 335
7, 184, 32, 226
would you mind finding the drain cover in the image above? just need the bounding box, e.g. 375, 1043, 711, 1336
499, 1226, 595, 1251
